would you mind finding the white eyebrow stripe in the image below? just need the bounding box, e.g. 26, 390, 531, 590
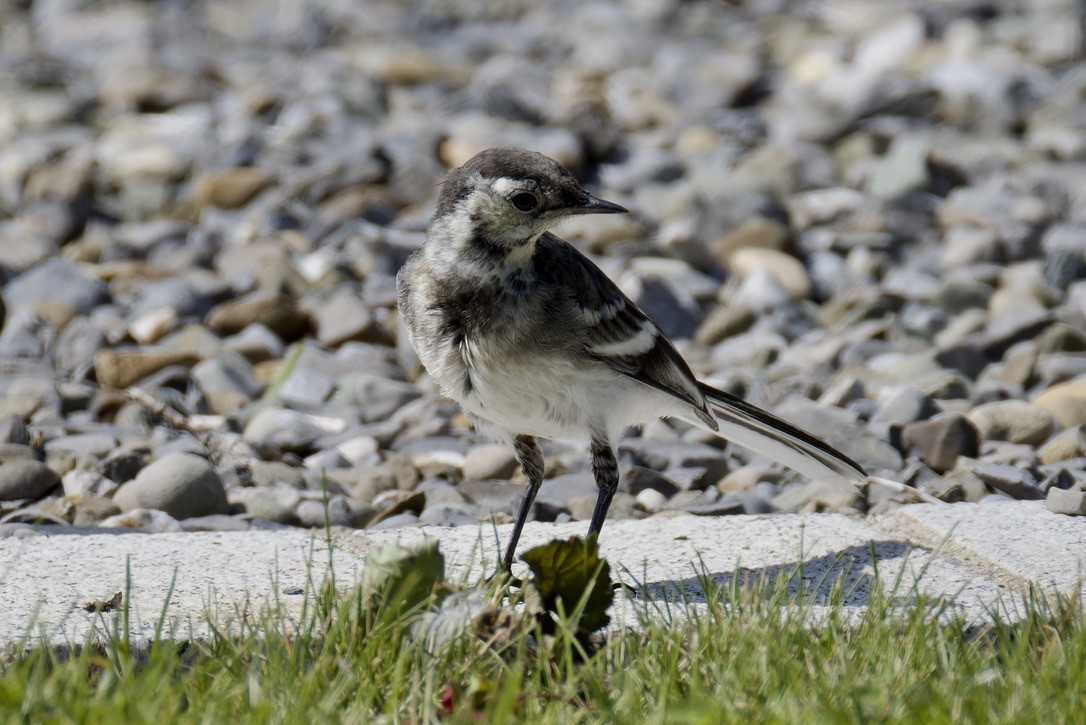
491, 177, 534, 195
589, 322, 657, 357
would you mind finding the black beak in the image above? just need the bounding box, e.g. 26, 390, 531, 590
567, 193, 628, 215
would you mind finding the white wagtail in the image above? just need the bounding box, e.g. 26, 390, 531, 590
397, 148, 867, 571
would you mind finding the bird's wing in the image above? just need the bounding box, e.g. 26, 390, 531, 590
534, 234, 717, 429
533, 234, 867, 490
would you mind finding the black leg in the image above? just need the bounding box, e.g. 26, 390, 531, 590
588, 437, 619, 536
501, 435, 544, 571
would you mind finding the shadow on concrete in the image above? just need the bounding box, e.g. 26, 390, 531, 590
630, 540, 925, 609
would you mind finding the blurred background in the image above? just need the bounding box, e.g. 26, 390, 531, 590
0, 0, 1084, 532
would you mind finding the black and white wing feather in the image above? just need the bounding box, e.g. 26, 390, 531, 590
534, 233, 867, 490
534, 234, 717, 429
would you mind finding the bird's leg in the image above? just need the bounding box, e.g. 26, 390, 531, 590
588, 437, 619, 536
501, 435, 544, 572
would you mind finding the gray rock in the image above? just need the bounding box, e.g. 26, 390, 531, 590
372, 490, 427, 523
229, 486, 301, 524
113, 453, 229, 519
100, 508, 183, 533
0, 523, 39, 539
678, 498, 746, 517
248, 460, 306, 489
72, 496, 122, 526
457, 479, 524, 514
620, 466, 680, 497
309, 286, 387, 347
569, 492, 638, 521
0, 415, 30, 446
62, 470, 119, 498
96, 446, 146, 485
462, 444, 519, 482
901, 413, 981, 474
1044, 250, 1086, 289
276, 368, 336, 409
180, 515, 252, 532
1040, 469, 1079, 493
416, 479, 467, 506
971, 464, 1044, 501
419, 502, 482, 527
1038, 426, 1086, 465
968, 401, 1057, 446
2, 258, 107, 321
191, 352, 264, 415
243, 408, 324, 455
635, 487, 668, 512
872, 388, 939, 426
0, 444, 39, 463
43, 432, 116, 462
223, 323, 286, 363
93, 348, 201, 389
336, 373, 420, 422
717, 466, 783, 493
204, 290, 308, 338
367, 512, 421, 530
618, 440, 728, 487
772, 480, 861, 513
866, 132, 930, 198
1041, 224, 1086, 255
0, 461, 60, 500
296, 496, 372, 528
536, 472, 597, 510
1046, 487, 1086, 516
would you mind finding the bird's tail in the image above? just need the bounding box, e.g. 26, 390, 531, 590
693, 382, 868, 492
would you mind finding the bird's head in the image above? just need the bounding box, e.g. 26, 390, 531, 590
429, 148, 626, 263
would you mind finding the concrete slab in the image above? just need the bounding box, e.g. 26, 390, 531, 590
0, 530, 364, 648
346, 513, 1011, 626
1, 502, 1079, 647
874, 501, 1086, 604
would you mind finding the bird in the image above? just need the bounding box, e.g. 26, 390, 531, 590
396, 147, 868, 572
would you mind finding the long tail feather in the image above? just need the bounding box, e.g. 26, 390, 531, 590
694, 383, 868, 491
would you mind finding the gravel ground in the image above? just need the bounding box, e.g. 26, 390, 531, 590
0, 0, 1084, 538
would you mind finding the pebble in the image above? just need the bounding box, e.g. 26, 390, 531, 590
112, 452, 230, 520
901, 413, 980, 474
100, 508, 183, 533
967, 401, 1058, 447
727, 247, 811, 299
419, 502, 482, 527
93, 348, 201, 389
243, 408, 324, 456
0, 460, 60, 501
0, 0, 1079, 534
1032, 378, 1086, 428
1045, 487, 1086, 516
971, 464, 1045, 501
295, 497, 372, 529
0, 415, 30, 446
462, 444, 519, 482
1038, 427, 1086, 465
229, 486, 302, 524
63, 470, 119, 498
191, 353, 264, 415
3, 258, 107, 324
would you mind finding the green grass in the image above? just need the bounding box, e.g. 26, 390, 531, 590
2, 557, 1084, 723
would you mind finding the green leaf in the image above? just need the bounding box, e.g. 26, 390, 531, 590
361, 540, 445, 616
521, 535, 613, 632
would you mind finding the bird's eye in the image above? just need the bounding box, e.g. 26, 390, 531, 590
510, 192, 539, 212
